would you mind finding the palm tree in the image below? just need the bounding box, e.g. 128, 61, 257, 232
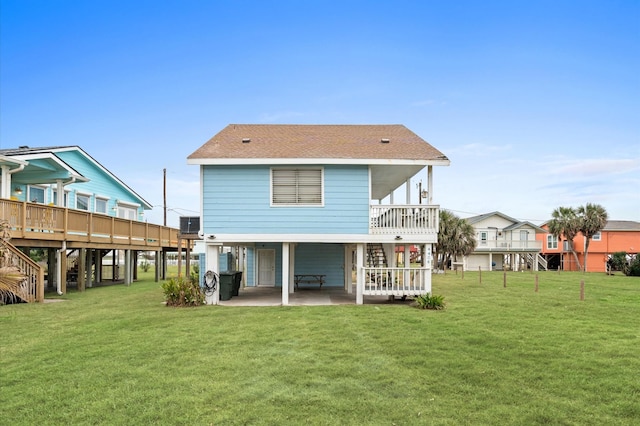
436, 210, 476, 271
548, 206, 581, 271
577, 203, 608, 272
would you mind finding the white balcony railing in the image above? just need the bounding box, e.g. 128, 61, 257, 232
370, 205, 439, 235
476, 240, 543, 250
363, 267, 431, 296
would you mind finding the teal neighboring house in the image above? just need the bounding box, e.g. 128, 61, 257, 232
0, 146, 151, 219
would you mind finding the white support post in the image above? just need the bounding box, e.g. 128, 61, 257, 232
205, 244, 220, 305
489, 253, 493, 271
356, 243, 364, 305
344, 245, 353, 293
406, 178, 411, 204
289, 243, 295, 294
427, 166, 433, 205
124, 250, 133, 285
282, 243, 290, 305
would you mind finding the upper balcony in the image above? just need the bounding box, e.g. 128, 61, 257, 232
475, 239, 543, 251
369, 205, 439, 235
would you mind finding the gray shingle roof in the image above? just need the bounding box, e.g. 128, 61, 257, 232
187, 124, 449, 162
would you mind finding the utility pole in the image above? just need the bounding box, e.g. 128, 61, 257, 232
163, 168, 167, 226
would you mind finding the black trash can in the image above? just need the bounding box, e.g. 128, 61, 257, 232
218, 272, 235, 301
232, 272, 243, 297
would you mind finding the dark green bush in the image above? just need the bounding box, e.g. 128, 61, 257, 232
162, 276, 205, 307
414, 293, 445, 310
628, 255, 640, 277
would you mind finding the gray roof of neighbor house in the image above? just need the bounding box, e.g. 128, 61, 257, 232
603, 220, 640, 231
465, 211, 546, 233
187, 124, 450, 164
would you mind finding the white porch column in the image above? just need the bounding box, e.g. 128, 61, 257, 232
288, 243, 295, 294
427, 166, 433, 204
282, 243, 290, 305
405, 178, 411, 204
56, 179, 65, 206
356, 243, 364, 305
344, 245, 353, 294
205, 244, 220, 305
489, 253, 493, 271
124, 250, 133, 285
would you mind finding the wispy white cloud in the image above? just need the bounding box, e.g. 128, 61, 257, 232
546, 158, 640, 177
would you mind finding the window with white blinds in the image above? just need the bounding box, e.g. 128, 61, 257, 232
271, 168, 323, 206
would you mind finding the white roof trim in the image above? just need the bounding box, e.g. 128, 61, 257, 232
187, 158, 451, 166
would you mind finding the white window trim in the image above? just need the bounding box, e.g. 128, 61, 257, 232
592, 232, 602, 241
547, 234, 558, 249
28, 185, 47, 203
95, 196, 110, 214
270, 167, 324, 207
75, 191, 92, 211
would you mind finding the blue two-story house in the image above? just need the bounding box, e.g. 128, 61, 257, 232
187, 124, 450, 305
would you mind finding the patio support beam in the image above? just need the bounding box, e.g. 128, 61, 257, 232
124, 249, 132, 285
78, 248, 86, 292
205, 244, 220, 305
427, 166, 433, 204
356, 243, 364, 304
282, 242, 290, 306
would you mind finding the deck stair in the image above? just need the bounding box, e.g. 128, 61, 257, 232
526, 253, 548, 271
367, 243, 388, 267
0, 240, 44, 303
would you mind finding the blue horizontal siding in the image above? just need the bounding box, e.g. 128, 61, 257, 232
295, 243, 344, 287
202, 164, 369, 235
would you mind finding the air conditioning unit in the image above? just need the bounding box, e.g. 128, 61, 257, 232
179, 216, 200, 235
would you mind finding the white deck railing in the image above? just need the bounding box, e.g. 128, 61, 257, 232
362, 267, 431, 296
476, 240, 543, 250
370, 205, 439, 235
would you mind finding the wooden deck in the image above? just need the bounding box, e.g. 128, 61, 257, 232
1, 199, 184, 250
1, 199, 186, 303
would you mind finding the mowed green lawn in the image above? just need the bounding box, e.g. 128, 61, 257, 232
1, 271, 639, 425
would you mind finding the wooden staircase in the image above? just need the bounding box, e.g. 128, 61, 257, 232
0, 240, 44, 303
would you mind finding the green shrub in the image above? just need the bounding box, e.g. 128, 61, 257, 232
628, 255, 640, 277
414, 293, 445, 310
140, 260, 150, 273
162, 276, 205, 307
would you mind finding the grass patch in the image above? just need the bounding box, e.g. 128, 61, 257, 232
1, 271, 639, 425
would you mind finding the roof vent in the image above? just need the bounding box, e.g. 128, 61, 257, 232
242, 138, 251, 143
19, 145, 29, 149
381, 138, 390, 144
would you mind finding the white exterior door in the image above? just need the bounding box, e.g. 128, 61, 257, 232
257, 249, 275, 286
520, 230, 529, 248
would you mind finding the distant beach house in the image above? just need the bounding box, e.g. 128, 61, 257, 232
463, 211, 547, 271
537, 220, 640, 272
187, 124, 450, 305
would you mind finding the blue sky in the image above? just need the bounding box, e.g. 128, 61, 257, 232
1, 0, 638, 227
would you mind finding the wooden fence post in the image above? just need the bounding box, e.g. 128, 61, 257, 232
479, 266, 482, 284
503, 271, 507, 288
580, 280, 585, 301
535, 274, 539, 292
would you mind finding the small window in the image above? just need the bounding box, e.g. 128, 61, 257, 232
547, 234, 558, 249
28, 186, 45, 203
118, 205, 137, 220
77, 194, 90, 211
592, 232, 601, 241
480, 231, 488, 245
95, 198, 108, 214
271, 168, 323, 206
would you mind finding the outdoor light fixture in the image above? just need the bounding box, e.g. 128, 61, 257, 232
14, 187, 22, 195
420, 190, 428, 199
395, 235, 402, 241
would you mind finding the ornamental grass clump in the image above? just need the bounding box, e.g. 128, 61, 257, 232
162, 276, 205, 307
414, 292, 445, 310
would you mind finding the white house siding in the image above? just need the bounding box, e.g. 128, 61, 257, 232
202, 164, 369, 236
